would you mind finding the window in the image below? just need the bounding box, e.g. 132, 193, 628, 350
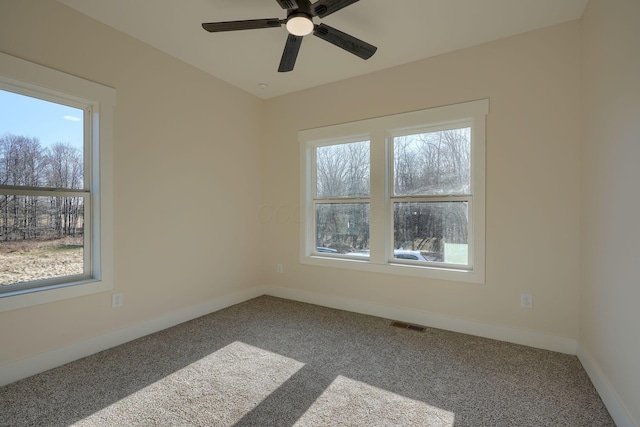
391, 126, 472, 267
0, 52, 114, 311
300, 99, 488, 283
315, 139, 370, 256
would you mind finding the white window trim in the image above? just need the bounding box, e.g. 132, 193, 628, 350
0, 52, 115, 311
299, 99, 488, 284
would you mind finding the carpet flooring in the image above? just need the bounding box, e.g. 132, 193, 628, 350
0, 296, 614, 426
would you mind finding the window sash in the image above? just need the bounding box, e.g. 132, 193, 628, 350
0, 84, 92, 192
312, 139, 371, 200
311, 200, 370, 257
389, 123, 473, 198
0, 191, 92, 292
0, 79, 93, 295
388, 197, 473, 270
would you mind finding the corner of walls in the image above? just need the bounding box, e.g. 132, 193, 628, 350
577, 344, 637, 427
578, 0, 640, 425
0, 0, 266, 373
263, 286, 577, 355
0, 287, 267, 387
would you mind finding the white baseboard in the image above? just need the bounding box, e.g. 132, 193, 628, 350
577, 344, 637, 427
5, 285, 632, 425
6, 284, 630, 426
262, 286, 578, 355
0, 286, 264, 387
0, 285, 579, 389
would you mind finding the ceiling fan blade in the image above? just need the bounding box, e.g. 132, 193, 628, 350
278, 34, 304, 72
275, 0, 298, 8
202, 18, 283, 33
313, 23, 376, 60
312, 0, 360, 18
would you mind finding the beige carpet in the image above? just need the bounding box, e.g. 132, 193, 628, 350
0, 296, 614, 426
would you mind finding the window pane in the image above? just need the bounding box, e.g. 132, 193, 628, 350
393, 202, 469, 265
394, 127, 470, 196
0, 195, 85, 286
316, 203, 369, 253
0, 89, 84, 189
316, 140, 370, 198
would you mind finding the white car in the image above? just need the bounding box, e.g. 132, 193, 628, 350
392, 250, 430, 261
345, 249, 432, 261
315, 246, 338, 253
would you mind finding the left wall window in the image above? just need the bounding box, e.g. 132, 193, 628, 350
0, 52, 115, 311
0, 89, 89, 287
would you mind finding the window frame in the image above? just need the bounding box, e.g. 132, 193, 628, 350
300, 99, 488, 284
0, 52, 114, 311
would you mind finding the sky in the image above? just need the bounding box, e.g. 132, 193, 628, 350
0, 88, 84, 150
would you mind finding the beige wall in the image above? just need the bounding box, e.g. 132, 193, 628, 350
581, 0, 640, 422
261, 22, 582, 338
0, 0, 263, 363
1, 0, 638, 420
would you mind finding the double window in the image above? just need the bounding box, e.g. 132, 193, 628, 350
0, 52, 114, 311
300, 99, 488, 283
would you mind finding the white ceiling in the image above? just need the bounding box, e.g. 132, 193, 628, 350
57, 0, 588, 99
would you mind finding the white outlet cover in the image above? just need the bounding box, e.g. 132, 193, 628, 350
112, 293, 123, 308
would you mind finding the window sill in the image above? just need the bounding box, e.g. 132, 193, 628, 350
0, 278, 113, 312
301, 255, 485, 284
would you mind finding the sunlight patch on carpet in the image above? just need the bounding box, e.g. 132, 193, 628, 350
294, 375, 455, 427
75, 341, 305, 426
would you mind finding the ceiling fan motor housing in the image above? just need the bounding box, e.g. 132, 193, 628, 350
286, 0, 314, 36
287, 0, 313, 21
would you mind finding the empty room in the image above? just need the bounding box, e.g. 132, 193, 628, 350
0, 0, 638, 425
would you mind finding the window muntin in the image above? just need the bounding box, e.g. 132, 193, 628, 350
0, 89, 92, 292
301, 99, 487, 283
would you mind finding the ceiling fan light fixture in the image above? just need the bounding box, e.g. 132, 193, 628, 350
286, 14, 314, 36
202, 0, 376, 73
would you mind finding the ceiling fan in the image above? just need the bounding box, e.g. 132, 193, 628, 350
202, 0, 377, 72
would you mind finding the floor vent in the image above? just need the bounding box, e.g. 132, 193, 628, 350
390, 321, 426, 332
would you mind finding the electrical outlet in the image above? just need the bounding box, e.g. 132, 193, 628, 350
112, 293, 123, 308
276, 264, 283, 273
521, 293, 533, 309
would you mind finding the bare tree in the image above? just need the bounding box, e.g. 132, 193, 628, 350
47, 143, 84, 237
315, 141, 370, 251
314, 130, 470, 256
0, 135, 84, 241
393, 128, 471, 259
0, 134, 47, 240
395, 128, 470, 196
316, 141, 369, 198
